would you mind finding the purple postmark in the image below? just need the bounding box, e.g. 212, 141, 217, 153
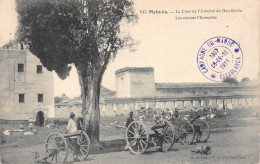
197, 36, 243, 82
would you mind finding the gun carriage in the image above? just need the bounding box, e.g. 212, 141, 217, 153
125, 110, 210, 155
125, 115, 175, 154
174, 115, 210, 144
34, 130, 90, 164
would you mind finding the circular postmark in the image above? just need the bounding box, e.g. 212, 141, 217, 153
197, 36, 243, 82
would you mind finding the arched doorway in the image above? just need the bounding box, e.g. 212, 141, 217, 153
36, 111, 44, 127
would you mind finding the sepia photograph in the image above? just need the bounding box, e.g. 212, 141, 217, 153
0, 0, 259, 163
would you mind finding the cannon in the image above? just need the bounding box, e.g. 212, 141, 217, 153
176, 115, 210, 144
125, 119, 175, 154
34, 130, 90, 164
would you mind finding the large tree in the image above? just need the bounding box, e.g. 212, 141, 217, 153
241, 77, 250, 82
222, 77, 238, 85
16, 0, 137, 148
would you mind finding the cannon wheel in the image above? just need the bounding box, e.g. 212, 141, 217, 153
126, 121, 149, 155
194, 119, 210, 142
159, 120, 175, 152
70, 131, 90, 161
46, 132, 68, 164
177, 121, 195, 144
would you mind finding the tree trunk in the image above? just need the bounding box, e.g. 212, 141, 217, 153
76, 65, 103, 151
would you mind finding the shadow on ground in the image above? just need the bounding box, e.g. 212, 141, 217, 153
90, 139, 126, 155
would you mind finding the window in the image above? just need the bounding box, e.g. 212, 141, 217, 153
18, 64, 24, 72
38, 94, 43, 102
19, 94, 24, 103
37, 65, 43, 73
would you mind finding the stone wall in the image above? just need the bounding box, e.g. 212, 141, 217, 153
0, 49, 54, 120
54, 105, 82, 118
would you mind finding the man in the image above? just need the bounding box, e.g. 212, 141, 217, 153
125, 111, 135, 150
126, 111, 134, 128
66, 112, 77, 134
66, 112, 78, 149
150, 110, 165, 150
77, 117, 83, 130
173, 108, 179, 118
165, 108, 171, 120
66, 112, 79, 160
151, 111, 163, 132
28, 117, 34, 131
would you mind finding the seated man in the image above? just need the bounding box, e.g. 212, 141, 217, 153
151, 112, 165, 133
66, 112, 77, 134
66, 112, 78, 147
150, 111, 167, 148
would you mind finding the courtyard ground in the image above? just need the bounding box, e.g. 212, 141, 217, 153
0, 106, 260, 163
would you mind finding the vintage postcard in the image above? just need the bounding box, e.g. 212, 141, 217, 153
0, 0, 259, 163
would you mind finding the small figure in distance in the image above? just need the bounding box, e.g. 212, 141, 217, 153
173, 108, 179, 118
125, 111, 135, 150
28, 117, 34, 131
126, 111, 135, 128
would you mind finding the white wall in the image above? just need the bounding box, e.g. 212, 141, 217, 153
130, 71, 155, 97
116, 71, 131, 97
0, 49, 54, 120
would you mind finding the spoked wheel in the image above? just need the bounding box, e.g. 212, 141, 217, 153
70, 131, 90, 161
126, 121, 149, 155
46, 132, 68, 164
177, 121, 195, 144
158, 120, 175, 152
194, 120, 210, 142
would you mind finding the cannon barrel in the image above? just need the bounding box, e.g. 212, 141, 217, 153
190, 115, 200, 124
63, 131, 82, 138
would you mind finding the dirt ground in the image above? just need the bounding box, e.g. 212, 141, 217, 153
81, 126, 260, 164
1, 125, 259, 164
1, 107, 260, 163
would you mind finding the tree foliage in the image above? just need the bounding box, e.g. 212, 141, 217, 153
54, 96, 63, 104
241, 77, 250, 82
222, 77, 238, 85
54, 94, 70, 103
16, 0, 137, 79
16, 0, 138, 147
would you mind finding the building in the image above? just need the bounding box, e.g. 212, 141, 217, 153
0, 43, 54, 125
102, 67, 259, 116
115, 67, 155, 97
115, 67, 259, 98
54, 67, 259, 118
54, 86, 115, 118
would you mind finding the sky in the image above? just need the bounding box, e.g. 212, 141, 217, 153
0, 0, 259, 98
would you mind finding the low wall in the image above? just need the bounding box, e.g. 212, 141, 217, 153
0, 119, 28, 124
54, 106, 82, 118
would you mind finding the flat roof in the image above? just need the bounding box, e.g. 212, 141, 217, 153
115, 67, 154, 74
155, 81, 259, 88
